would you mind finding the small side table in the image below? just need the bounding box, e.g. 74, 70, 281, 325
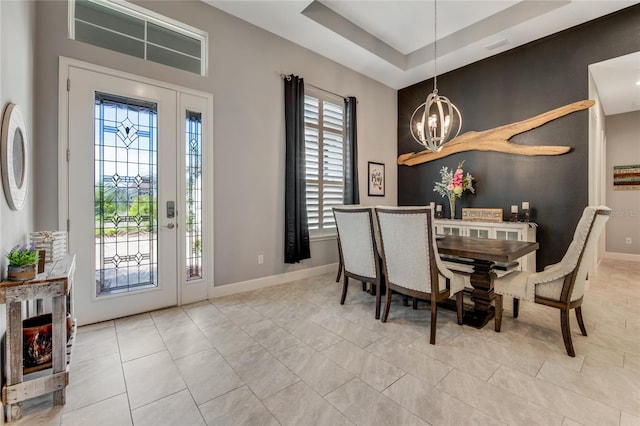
0, 254, 75, 422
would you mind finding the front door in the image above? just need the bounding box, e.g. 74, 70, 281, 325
66, 65, 178, 325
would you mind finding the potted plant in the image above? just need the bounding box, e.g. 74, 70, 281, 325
6, 243, 39, 281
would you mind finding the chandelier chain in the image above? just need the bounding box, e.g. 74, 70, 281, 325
433, 0, 438, 93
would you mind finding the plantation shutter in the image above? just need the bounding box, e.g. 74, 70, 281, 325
304, 93, 344, 231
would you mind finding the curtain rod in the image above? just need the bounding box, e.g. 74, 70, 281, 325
280, 73, 349, 101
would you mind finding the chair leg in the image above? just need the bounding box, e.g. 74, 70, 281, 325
560, 309, 576, 357
412, 298, 418, 310
513, 298, 520, 318
495, 294, 503, 332
375, 283, 381, 320
381, 289, 393, 322
340, 276, 349, 305
336, 259, 342, 282
402, 295, 409, 306
456, 291, 463, 326
362, 282, 367, 292
575, 306, 587, 336
429, 300, 438, 345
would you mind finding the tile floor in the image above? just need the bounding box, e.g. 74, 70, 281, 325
11, 258, 640, 425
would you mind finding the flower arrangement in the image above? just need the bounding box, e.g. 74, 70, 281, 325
6, 243, 39, 266
433, 160, 475, 218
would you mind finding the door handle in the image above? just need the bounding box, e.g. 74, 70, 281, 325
162, 223, 176, 229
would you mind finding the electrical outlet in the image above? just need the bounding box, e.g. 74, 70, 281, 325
625, 237, 632, 245
258, 254, 264, 264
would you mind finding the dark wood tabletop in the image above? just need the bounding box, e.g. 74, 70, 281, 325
437, 236, 539, 264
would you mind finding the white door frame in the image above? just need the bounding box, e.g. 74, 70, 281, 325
58, 57, 214, 318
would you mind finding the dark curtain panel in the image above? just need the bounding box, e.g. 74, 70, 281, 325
344, 96, 359, 204
284, 75, 311, 263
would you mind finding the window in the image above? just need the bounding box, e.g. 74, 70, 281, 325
185, 111, 203, 281
70, 0, 207, 75
304, 90, 345, 234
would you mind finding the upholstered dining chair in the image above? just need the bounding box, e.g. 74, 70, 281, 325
332, 206, 384, 319
375, 207, 465, 345
493, 206, 611, 357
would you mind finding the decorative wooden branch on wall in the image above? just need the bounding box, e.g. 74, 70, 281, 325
397, 99, 595, 166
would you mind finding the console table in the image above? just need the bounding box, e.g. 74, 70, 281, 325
0, 254, 76, 422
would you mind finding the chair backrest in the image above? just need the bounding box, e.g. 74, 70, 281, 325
375, 207, 442, 294
534, 206, 611, 302
333, 206, 378, 279
565, 206, 611, 301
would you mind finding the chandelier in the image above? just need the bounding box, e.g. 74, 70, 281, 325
410, 0, 462, 153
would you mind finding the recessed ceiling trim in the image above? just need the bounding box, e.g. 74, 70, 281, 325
301, 1, 406, 69
406, 0, 570, 69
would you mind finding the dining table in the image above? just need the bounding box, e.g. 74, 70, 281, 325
436, 235, 539, 328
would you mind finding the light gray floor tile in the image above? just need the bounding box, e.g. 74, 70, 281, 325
117, 323, 166, 362
72, 322, 119, 363
65, 353, 126, 412
122, 351, 187, 409
366, 338, 452, 386
322, 339, 405, 391
158, 322, 213, 359
408, 334, 500, 380
198, 386, 279, 426
242, 319, 302, 353
150, 306, 194, 331
314, 314, 383, 348
224, 345, 300, 399
383, 374, 503, 426
538, 360, 640, 416
274, 343, 354, 396
175, 348, 244, 404
326, 378, 427, 426
438, 369, 564, 425
489, 364, 620, 425
131, 389, 205, 426
198, 319, 257, 356
62, 393, 131, 426
264, 381, 352, 425
115, 313, 154, 334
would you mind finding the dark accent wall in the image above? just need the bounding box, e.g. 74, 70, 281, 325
398, 5, 640, 270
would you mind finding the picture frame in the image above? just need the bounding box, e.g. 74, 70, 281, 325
368, 161, 385, 197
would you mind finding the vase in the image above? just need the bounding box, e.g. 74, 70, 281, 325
7, 264, 37, 281
448, 197, 456, 219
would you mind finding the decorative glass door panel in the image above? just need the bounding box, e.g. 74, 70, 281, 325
66, 65, 177, 325
94, 94, 158, 296
185, 111, 202, 280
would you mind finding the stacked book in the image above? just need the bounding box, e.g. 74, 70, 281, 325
29, 231, 68, 263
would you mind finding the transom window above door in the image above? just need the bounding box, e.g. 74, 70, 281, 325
69, 0, 208, 75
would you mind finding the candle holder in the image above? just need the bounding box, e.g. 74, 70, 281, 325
510, 212, 519, 222
522, 209, 530, 222
435, 205, 443, 219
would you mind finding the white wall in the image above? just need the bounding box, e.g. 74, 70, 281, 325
1, 0, 37, 403
605, 111, 640, 256
34, 1, 397, 287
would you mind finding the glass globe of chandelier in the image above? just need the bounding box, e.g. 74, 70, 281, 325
410, 0, 462, 153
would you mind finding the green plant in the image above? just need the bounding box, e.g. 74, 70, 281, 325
6, 243, 39, 266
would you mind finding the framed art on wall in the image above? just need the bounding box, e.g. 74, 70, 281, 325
368, 161, 385, 197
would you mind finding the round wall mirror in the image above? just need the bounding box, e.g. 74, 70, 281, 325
1, 103, 29, 210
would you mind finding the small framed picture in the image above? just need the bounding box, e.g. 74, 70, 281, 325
368, 162, 385, 197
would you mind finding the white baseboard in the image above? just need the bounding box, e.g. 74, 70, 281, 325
211, 263, 339, 298
604, 251, 640, 262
